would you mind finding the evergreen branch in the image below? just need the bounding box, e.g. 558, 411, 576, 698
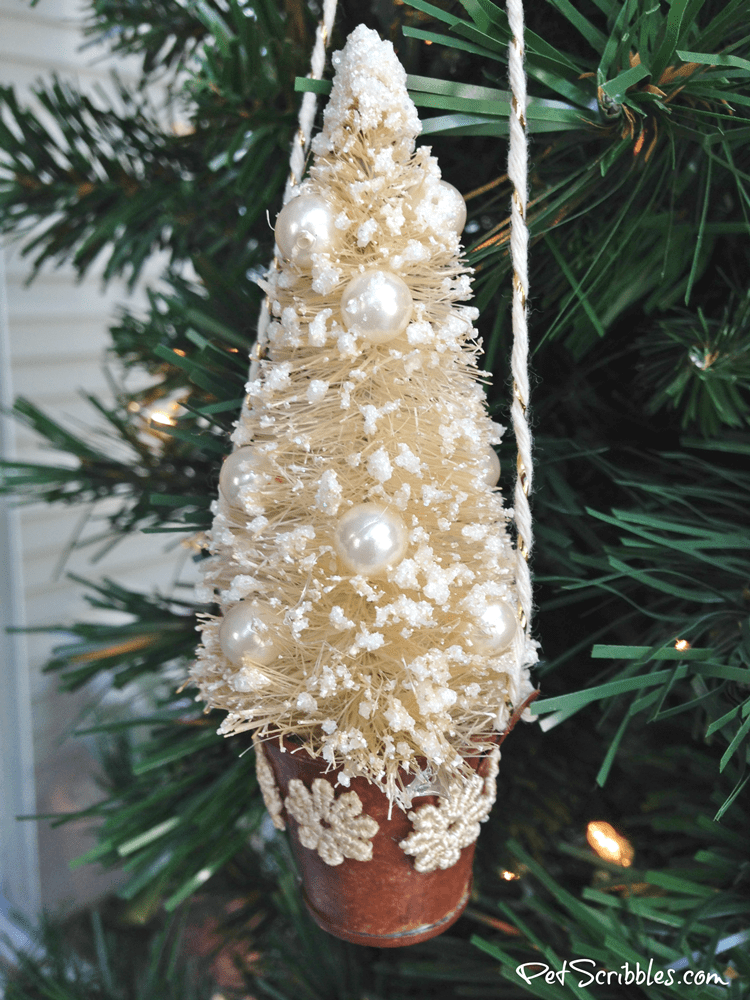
529, 438, 750, 807
0, 909, 219, 1000
402, 0, 750, 361
0, 0, 302, 288
2, 2, 750, 993
639, 285, 750, 436
0, 394, 217, 546
34, 574, 200, 691
470, 812, 749, 999
27, 578, 264, 905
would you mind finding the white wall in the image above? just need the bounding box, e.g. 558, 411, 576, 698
0, 0, 199, 926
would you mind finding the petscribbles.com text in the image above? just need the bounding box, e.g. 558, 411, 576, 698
515, 959, 729, 989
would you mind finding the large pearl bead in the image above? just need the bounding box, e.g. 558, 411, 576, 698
340, 270, 413, 344
469, 601, 517, 655
334, 502, 408, 576
275, 194, 334, 268
219, 447, 268, 507
423, 180, 467, 234
479, 447, 501, 486
219, 601, 281, 667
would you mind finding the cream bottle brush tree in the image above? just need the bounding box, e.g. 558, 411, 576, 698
192, 25, 537, 809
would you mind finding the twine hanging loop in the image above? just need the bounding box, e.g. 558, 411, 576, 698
251, 0, 339, 376
506, 0, 533, 637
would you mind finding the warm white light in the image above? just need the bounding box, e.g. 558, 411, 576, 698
674, 638, 691, 651
501, 870, 519, 881
143, 397, 185, 428
150, 409, 175, 426
586, 821, 634, 867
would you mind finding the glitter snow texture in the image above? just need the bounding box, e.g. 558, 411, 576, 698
192, 26, 537, 808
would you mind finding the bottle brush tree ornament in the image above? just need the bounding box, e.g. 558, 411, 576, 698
191, 24, 537, 947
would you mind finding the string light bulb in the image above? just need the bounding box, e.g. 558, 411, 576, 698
586, 821, 634, 867
150, 409, 176, 426
142, 397, 185, 427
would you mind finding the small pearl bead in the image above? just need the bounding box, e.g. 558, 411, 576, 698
438, 181, 467, 233
219, 602, 281, 667
334, 502, 408, 576
219, 447, 268, 507
479, 447, 501, 486
469, 602, 517, 655
275, 194, 334, 268
340, 270, 413, 344
422, 180, 467, 234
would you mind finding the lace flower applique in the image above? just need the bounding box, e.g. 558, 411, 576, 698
399, 747, 500, 873
253, 737, 286, 831
285, 778, 379, 865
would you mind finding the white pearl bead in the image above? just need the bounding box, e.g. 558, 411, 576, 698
439, 181, 467, 233
219, 602, 281, 667
423, 180, 467, 234
479, 447, 501, 486
469, 601, 517, 655
334, 502, 408, 576
219, 447, 268, 507
340, 270, 413, 344
275, 194, 334, 268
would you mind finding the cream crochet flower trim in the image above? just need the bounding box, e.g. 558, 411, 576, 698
399, 747, 500, 873
285, 778, 379, 866
253, 737, 286, 831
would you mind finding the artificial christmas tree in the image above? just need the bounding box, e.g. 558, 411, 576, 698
191, 23, 536, 943
1, 0, 749, 996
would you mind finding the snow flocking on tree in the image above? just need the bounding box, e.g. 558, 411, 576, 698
191, 25, 537, 810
